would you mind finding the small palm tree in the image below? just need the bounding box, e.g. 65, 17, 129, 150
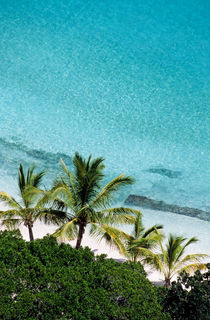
144, 233, 208, 287
0, 164, 66, 241
35, 152, 140, 250
124, 212, 164, 262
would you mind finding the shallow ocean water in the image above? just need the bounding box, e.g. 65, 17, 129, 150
0, 0, 209, 214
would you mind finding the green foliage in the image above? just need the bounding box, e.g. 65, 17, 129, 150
18, 163, 45, 197
123, 211, 164, 262
0, 164, 66, 241
157, 264, 210, 320
40, 153, 140, 250
0, 230, 170, 320
144, 233, 208, 287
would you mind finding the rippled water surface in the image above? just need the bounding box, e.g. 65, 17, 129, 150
0, 0, 209, 211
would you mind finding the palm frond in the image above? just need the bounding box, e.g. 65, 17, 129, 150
1, 218, 22, 230
89, 222, 127, 255
153, 228, 168, 266
178, 263, 208, 274
126, 232, 163, 262
166, 235, 183, 259
129, 237, 159, 251
19, 163, 45, 191
53, 218, 78, 241
73, 153, 104, 178
0, 192, 22, 210
129, 246, 157, 263
165, 234, 185, 269
31, 170, 46, 188
134, 212, 144, 238
26, 164, 36, 186
0, 209, 23, 218
18, 163, 45, 208
146, 233, 209, 285
94, 207, 138, 225
23, 186, 45, 203
35, 185, 75, 210
175, 237, 199, 262
60, 158, 77, 197
90, 174, 135, 210
87, 157, 105, 188
172, 253, 209, 275
140, 250, 166, 275
35, 208, 69, 225
72, 153, 105, 206
127, 240, 151, 258
142, 224, 164, 238
145, 231, 165, 245
73, 152, 87, 177
18, 163, 26, 192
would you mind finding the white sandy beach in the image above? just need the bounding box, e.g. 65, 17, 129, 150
1, 202, 208, 285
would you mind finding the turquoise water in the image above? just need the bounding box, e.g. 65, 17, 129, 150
0, 0, 209, 211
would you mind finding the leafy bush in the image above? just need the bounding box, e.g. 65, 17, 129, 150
0, 230, 170, 320
157, 265, 210, 320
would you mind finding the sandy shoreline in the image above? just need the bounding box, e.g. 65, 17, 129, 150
0, 198, 163, 283
1, 202, 209, 284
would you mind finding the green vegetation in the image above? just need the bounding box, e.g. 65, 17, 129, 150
121, 211, 164, 262
0, 230, 170, 320
143, 233, 208, 287
30, 153, 140, 250
0, 164, 66, 241
0, 153, 209, 319
157, 265, 210, 320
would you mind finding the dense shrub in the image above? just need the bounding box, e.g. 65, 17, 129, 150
157, 265, 210, 320
0, 230, 170, 320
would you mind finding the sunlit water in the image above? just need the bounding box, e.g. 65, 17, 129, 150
0, 0, 209, 247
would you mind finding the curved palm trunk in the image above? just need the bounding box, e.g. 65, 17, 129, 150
76, 222, 86, 249
28, 224, 34, 241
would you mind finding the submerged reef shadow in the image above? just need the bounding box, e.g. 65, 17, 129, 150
146, 167, 182, 179
0, 137, 73, 184
125, 194, 210, 222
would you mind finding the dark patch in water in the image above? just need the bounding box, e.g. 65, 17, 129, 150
0, 137, 73, 184
125, 194, 210, 222
146, 167, 182, 178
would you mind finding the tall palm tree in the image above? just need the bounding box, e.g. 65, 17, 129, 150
123, 212, 164, 262
0, 164, 66, 241
144, 233, 208, 287
35, 152, 140, 249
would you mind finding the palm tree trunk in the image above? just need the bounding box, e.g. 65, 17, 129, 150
76, 222, 86, 249
165, 278, 171, 288
28, 224, 34, 241
133, 254, 138, 263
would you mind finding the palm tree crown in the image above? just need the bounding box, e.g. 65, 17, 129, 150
38, 152, 140, 249
144, 233, 208, 287
0, 164, 66, 241
124, 212, 164, 262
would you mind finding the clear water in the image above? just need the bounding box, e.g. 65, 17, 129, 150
0, 0, 209, 213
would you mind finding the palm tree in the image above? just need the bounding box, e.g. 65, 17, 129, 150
35, 152, 140, 250
0, 164, 66, 241
123, 212, 164, 262
144, 233, 208, 287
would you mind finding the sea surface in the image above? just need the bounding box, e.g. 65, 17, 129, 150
0, 0, 209, 217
